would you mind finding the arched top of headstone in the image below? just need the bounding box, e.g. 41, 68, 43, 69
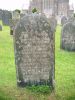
14, 14, 53, 38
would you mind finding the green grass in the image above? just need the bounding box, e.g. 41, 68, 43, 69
0, 21, 75, 100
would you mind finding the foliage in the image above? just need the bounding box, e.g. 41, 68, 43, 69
32, 8, 37, 13
26, 85, 52, 94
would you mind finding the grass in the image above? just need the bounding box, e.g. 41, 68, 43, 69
0, 21, 75, 100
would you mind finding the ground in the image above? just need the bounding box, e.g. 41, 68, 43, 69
0, 21, 75, 100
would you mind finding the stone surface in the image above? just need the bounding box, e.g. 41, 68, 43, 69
2, 10, 12, 26
61, 19, 75, 51
20, 13, 25, 19
61, 16, 67, 26
10, 19, 19, 35
49, 16, 57, 32
0, 24, 2, 31
12, 11, 20, 19
14, 14, 55, 87
0, 9, 3, 20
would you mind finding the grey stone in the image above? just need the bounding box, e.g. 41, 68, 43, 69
2, 10, 12, 26
61, 20, 75, 51
0, 25, 2, 31
61, 16, 67, 26
10, 19, 19, 35
49, 16, 57, 32
12, 11, 20, 19
0, 9, 3, 20
14, 14, 55, 87
68, 17, 75, 23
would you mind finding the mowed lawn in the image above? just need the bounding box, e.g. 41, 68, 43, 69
0, 20, 75, 100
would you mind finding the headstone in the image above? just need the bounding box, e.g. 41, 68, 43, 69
2, 10, 12, 26
61, 16, 67, 26
12, 11, 20, 19
10, 19, 20, 35
10, 11, 20, 35
14, 14, 55, 87
61, 19, 75, 51
68, 17, 75, 23
0, 9, 3, 20
0, 25, 2, 31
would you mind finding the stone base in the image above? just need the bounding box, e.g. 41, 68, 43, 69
17, 79, 54, 88
60, 44, 75, 51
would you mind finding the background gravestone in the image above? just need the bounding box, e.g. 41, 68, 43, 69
14, 14, 55, 87
10, 11, 20, 35
60, 20, 75, 51
2, 10, 12, 26
0, 24, 2, 31
49, 16, 57, 33
61, 16, 67, 26
10, 19, 19, 35
0, 9, 3, 20
12, 11, 20, 19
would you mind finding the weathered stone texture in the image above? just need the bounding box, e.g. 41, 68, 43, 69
14, 14, 55, 87
61, 19, 75, 51
49, 16, 57, 32
10, 19, 19, 35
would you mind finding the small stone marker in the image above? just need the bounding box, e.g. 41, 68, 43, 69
61, 19, 75, 51
14, 14, 55, 87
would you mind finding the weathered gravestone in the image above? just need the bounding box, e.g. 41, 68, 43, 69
10, 11, 20, 35
0, 9, 3, 20
68, 17, 75, 22
61, 20, 75, 51
10, 19, 19, 35
14, 14, 55, 87
2, 10, 12, 26
0, 24, 2, 31
61, 16, 67, 26
12, 11, 20, 19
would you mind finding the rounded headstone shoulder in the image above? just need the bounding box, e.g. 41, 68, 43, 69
14, 14, 53, 37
